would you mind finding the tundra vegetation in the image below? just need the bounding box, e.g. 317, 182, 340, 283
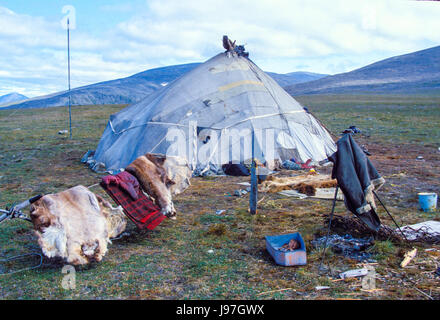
0, 94, 439, 299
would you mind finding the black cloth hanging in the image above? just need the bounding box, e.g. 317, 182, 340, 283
328, 134, 385, 232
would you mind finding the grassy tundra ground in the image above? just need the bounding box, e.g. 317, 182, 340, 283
0, 94, 439, 300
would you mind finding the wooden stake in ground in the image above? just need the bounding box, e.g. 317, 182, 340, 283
249, 130, 257, 215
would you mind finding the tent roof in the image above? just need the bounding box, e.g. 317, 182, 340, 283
92, 51, 336, 173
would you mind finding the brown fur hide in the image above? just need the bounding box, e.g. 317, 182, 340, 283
259, 174, 337, 196
30, 186, 126, 265
125, 153, 176, 218
162, 156, 192, 196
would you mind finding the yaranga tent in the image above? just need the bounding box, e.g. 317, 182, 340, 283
89, 42, 336, 174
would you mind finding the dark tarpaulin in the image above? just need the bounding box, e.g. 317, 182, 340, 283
328, 134, 385, 232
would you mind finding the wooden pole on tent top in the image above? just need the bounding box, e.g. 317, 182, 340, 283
67, 18, 72, 139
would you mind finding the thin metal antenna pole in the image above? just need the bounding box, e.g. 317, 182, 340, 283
67, 18, 72, 139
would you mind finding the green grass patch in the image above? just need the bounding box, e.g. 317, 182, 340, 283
0, 96, 439, 300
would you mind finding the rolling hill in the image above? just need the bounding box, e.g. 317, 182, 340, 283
1, 63, 327, 110
286, 45, 440, 95
0, 63, 200, 110
266, 71, 328, 87
0, 92, 28, 106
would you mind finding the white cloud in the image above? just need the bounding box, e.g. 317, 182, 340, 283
0, 6, 135, 96
113, 0, 440, 71
0, 0, 439, 97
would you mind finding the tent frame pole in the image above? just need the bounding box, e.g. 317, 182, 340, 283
318, 187, 409, 274
372, 190, 408, 242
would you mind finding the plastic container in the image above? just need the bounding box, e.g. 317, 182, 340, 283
265, 232, 306, 266
418, 193, 437, 212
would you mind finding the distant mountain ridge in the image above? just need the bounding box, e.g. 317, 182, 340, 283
6, 45, 438, 110
1, 62, 327, 110
286, 45, 440, 95
0, 63, 200, 110
267, 71, 328, 87
0, 92, 28, 106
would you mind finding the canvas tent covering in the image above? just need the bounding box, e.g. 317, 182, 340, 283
90, 49, 336, 174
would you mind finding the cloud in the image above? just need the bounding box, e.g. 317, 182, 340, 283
113, 0, 440, 71
0, 6, 136, 96
0, 0, 440, 97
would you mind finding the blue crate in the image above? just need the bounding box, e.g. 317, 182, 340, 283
265, 232, 307, 266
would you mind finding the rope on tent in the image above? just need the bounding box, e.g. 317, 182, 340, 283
221, 110, 305, 130
109, 120, 188, 135
107, 111, 306, 135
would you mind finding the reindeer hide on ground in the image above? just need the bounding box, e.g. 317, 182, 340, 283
259, 174, 337, 196
30, 185, 126, 265
162, 155, 192, 196
125, 153, 175, 217
125, 153, 190, 218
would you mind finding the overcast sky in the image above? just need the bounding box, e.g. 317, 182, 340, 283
0, 0, 439, 97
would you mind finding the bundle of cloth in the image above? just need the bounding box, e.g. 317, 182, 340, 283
100, 171, 165, 230
282, 159, 314, 170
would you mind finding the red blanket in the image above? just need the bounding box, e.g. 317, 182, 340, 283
101, 171, 165, 230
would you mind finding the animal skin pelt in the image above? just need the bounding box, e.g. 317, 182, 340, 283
125, 153, 176, 218
162, 155, 192, 196
30, 185, 126, 265
96, 194, 127, 238
259, 174, 337, 196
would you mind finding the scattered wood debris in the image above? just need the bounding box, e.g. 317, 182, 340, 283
256, 288, 295, 296
339, 268, 369, 279
400, 248, 417, 268
315, 286, 330, 291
